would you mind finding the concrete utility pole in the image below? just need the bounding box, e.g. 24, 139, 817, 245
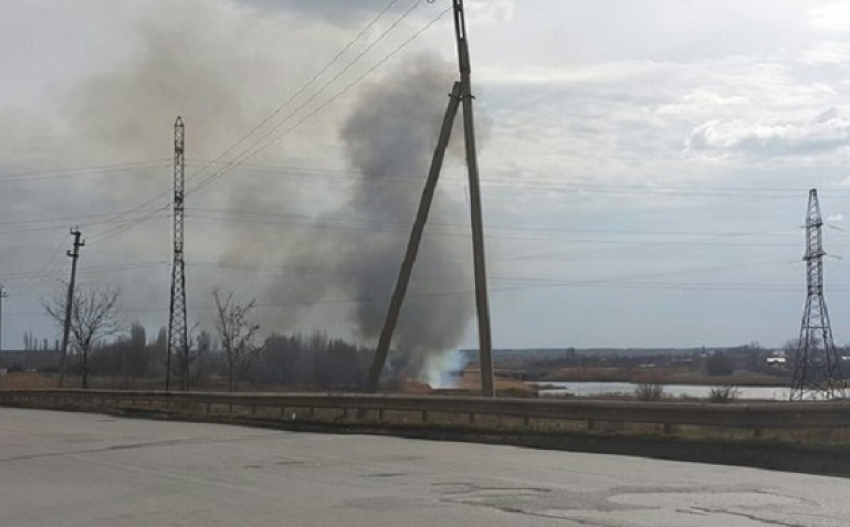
59, 227, 84, 388
364, 1, 496, 397
452, 0, 495, 397
0, 283, 7, 353
365, 82, 462, 393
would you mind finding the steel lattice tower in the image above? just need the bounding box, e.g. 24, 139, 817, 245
790, 189, 844, 400
167, 117, 187, 391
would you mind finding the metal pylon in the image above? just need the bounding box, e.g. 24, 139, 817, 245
167, 116, 188, 391
790, 189, 844, 400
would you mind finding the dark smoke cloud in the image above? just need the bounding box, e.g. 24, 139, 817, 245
1, 1, 480, 372
0, 1, 362, 340
251, 55, 476, 377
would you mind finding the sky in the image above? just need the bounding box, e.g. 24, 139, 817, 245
3, 0, 850, 353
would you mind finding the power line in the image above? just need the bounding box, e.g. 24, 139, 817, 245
87, 0, 432, 245
185, 160, 850, 198
183, 206, 801, 237
181, 0, 406, 193
187, 1, 445, 196
0, 262, 167, 282
182, 211, 811, 246
0, 159, 169, 184
27, 233, 72, 289
0, 278, 818, 320
0, 210, 167, 237
0, 252, 795, 286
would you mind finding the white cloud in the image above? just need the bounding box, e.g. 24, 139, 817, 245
809, 2, 850, 33
803, 41, 850, 64
827, 213, 844, 222
477, 61, 660, 86
686, 109, 850, 156
467, 0, 515, 25
658, 90, 749, 117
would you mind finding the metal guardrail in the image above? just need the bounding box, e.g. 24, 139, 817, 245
2, 389, 850, 435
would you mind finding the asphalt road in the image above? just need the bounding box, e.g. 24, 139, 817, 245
1, 408, 848, 526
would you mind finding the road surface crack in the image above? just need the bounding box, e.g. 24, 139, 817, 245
691, 507, 805, 527
0, 433, 278, 463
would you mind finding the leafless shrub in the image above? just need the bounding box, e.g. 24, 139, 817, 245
634, 383, 664, 401
708, 385, 740, 403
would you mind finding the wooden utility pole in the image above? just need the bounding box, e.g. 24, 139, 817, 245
58, 228, 84, 388
365, 82, 462, 393
452, 0, 495, 397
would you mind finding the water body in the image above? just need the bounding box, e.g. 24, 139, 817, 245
534, 381, 790, 401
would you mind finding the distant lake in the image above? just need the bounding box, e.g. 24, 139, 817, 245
533, 382, 790, 401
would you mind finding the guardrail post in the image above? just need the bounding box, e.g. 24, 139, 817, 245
469, 413, 475, 424
342, 408, 350, 420
523, 416, 530, 426
205, 402, 211, 417
421, 410, 429, 422
377, 409, 384, 422
587, 419, 596, 431
279, 406, 285, 419
251, 405, 256, 416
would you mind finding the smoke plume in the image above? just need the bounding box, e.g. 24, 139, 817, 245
1, 2, 480, 378
263, 56, 476, 381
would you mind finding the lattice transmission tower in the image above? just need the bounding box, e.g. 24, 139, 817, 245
167, 116, 188, 391
790, 189, 844, 400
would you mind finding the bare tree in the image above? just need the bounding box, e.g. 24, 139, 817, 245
212, 289, 261, 392
43, 284, 123, 388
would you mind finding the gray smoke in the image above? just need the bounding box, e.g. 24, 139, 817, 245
262, 56, 476, 378
1, 2, 480, 375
